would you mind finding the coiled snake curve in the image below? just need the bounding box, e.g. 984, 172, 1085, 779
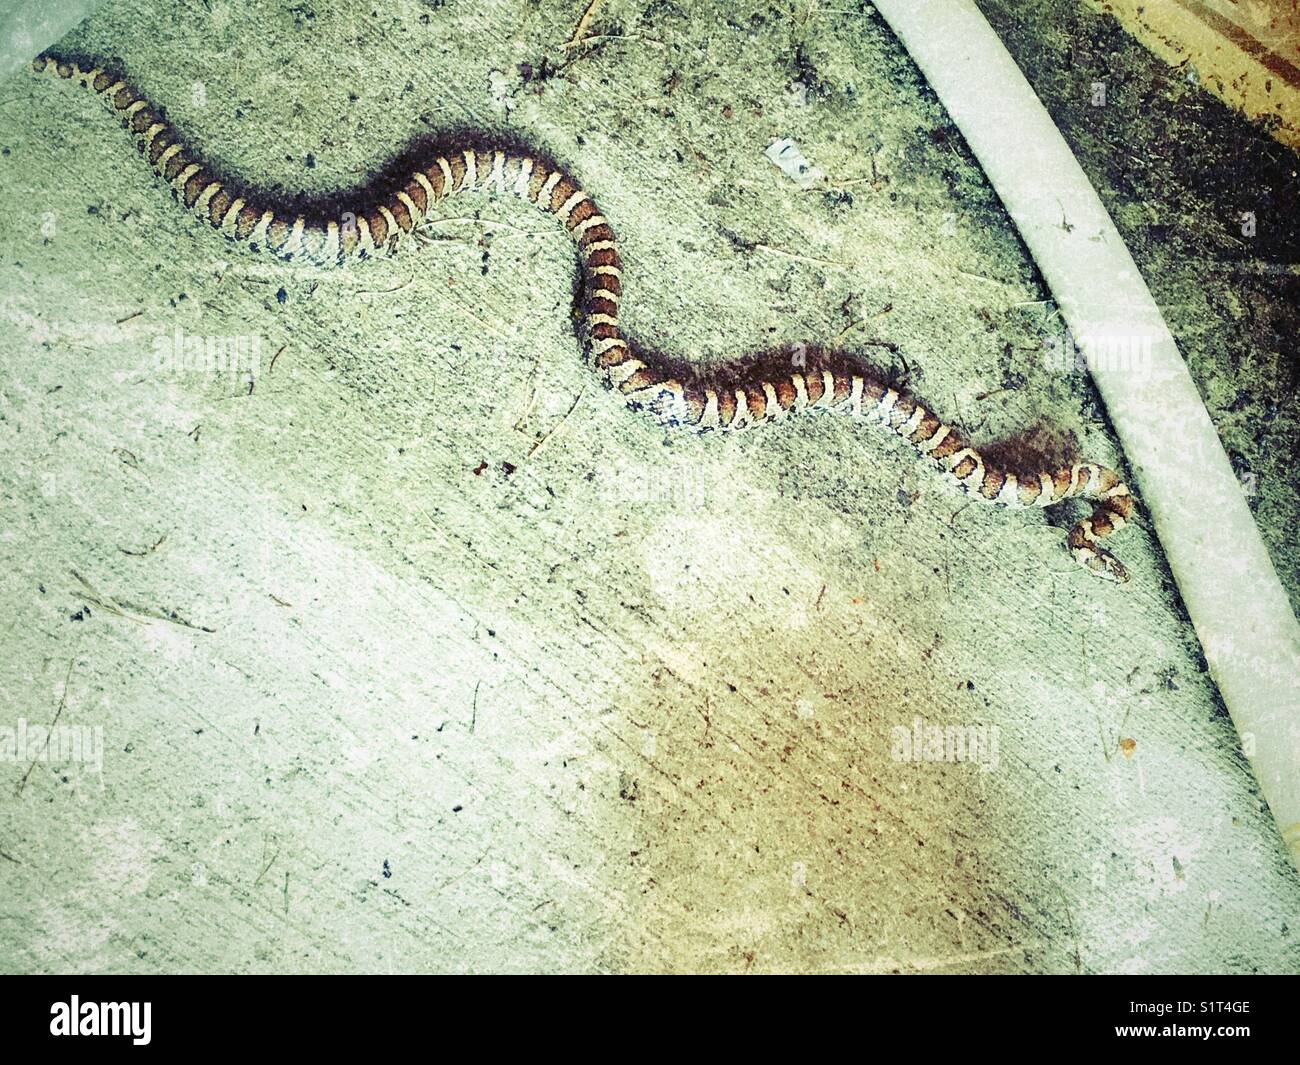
32, 52, 1137, 582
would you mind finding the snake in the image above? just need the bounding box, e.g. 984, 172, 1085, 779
32, 52, 1136, 582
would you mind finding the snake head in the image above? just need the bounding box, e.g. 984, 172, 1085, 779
1072, 544, 1128, 583
1067, 514, 1130, 583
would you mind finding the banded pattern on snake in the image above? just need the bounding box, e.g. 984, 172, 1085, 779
33, 52, 1136, 581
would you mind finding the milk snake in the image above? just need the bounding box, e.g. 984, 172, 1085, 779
32, 52, 1136, 581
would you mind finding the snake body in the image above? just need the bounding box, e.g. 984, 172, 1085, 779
33, 52, 1136, 581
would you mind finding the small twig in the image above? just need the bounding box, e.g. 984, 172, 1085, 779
753, 243, 855, 270
562, 33, 665, 51
796, 173, 879, 195
513, 344, 548, 431
17, 658, 74, 797
253, 846, 280, 887
430, 847, 491, 896
69, 569, 216, 633
357, 276, 415, 298
1057, 887, 1084, 974
564, 0, 610, 49
445, 298, 512, 343
118, 533, 167, 557
69, 570, 145, 625
418, 217, 548, 239
833, 317, 863, 344
514, 382, 539, 431
212, 387, 290, 403
958, 270, 1008, 287
112, 447, 143, 473
526, 390, 584, 459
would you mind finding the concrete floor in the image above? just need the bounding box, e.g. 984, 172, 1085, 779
0, 0, 1296, 973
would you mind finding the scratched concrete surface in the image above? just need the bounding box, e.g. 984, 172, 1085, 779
0, 0, 1296, 974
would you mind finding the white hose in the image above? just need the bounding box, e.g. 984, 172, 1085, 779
872, 0, 1300, 872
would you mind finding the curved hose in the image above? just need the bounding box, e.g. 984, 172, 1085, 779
873, 0, 1300, 873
